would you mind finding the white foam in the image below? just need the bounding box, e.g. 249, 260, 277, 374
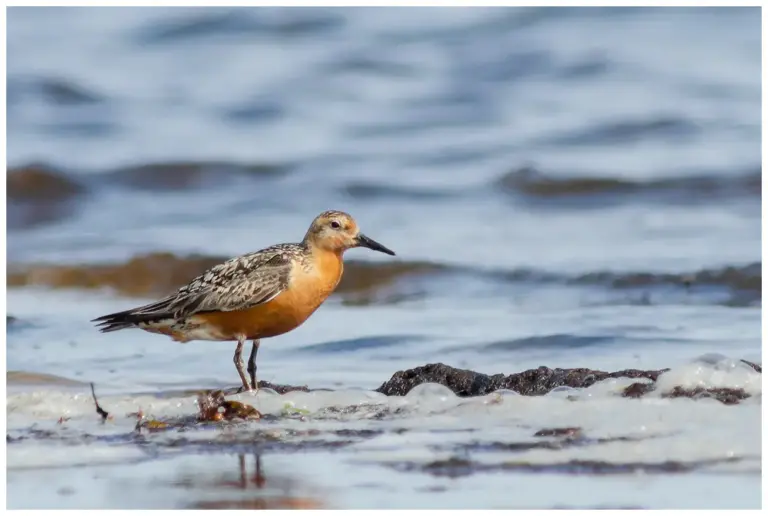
654, 354, 762, 395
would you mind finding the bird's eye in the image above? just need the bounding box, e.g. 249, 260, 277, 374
330, 221, 341, 229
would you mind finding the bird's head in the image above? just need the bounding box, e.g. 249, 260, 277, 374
303, 210, 395, 256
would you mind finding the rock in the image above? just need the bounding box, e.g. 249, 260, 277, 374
374, 362, 758, 405
375, 363, 499, 397
662, 386, 751, 405
375, 363, 667, 397
622, 382, 753, 405
622, 382, 656, 398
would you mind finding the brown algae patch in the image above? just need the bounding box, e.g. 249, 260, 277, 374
6, 160, 291, 229
497, 165, 761, 200
7, 164, 88, 229
7, 253, 226, 297
7, 252, 445, 300
7, 164, 86, 202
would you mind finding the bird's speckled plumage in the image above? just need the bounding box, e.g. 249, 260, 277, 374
93, 241, 323, 335
92, 210, 396, 391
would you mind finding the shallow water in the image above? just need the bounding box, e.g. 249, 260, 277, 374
5, 6, 762, 509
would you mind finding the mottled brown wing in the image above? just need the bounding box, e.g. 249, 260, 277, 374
117, 247, 294, 320
168, 251, 292, 317
92, 245, 297, 332
183, 261, 289, 315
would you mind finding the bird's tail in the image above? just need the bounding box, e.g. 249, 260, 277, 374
92, 298, 176, 333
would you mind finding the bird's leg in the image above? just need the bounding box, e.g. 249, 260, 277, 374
233, 337, 250, 392
247, 339, 261, 391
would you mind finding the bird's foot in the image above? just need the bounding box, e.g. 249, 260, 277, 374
236, 384, 253, 394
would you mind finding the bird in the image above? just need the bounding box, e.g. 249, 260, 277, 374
92, 210, 395, 392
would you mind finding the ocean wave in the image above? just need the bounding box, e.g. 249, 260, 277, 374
7, 76, 105, 106
540, 116, 699, 147
135, 8, 343, 45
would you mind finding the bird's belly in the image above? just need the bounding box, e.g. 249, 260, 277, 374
189, 288, 330, 340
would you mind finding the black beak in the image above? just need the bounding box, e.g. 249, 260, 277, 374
356, 233, 396, 256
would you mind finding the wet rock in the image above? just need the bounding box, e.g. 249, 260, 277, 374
662, 386, 751, 406
622, 382, 753, 405
622, 381, 656, 398
377, 363, 758, 405
505, 366, 666, 395
376, 363, 499, 397
375, 363, 666, 397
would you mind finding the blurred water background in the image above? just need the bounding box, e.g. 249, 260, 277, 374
5, 6, 762, 509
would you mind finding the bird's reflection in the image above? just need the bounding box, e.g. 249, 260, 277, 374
177, 453, 323, 509
230, 454, 265, 490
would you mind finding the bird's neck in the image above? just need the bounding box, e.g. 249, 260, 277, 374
304, 238, 346, 260
305, 241, 345, 291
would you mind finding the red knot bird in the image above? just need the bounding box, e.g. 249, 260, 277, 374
92, 210, 395, 391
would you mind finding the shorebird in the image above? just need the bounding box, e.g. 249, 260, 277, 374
92, 210, 395, 391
